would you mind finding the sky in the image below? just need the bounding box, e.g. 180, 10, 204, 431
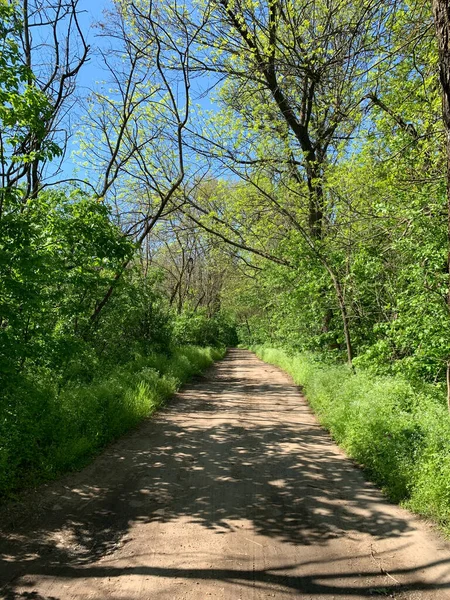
61, 0, 112, 181
56, 0, 219, 186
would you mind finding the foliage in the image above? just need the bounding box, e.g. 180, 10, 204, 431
0, 188, 134, 374
172, 308, 238, 347
0, 0, 62, 203
2, 0, 450, 538
0, 346, 224, 499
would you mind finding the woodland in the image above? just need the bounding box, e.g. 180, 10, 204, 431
3, 0, 450, 530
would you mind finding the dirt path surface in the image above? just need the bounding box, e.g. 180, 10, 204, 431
2, 349, 450, 599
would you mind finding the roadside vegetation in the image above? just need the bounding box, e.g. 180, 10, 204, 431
1, 346, 224, 499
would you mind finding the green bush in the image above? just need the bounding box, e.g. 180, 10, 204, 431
0, 346, 225, 499
172, 308, 238, 347
252, 345, 450, 533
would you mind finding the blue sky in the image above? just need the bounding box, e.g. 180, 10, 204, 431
59, 0, 219, 185
61, 0, 111, 180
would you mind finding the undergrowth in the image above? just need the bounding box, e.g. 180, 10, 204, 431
0, 346, 225, 500
252, 346, 450, 535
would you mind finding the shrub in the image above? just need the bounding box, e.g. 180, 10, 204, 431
172, 308, 238, 347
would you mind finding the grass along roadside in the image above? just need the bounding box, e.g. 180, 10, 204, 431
252, 345, 450, 535
0, 346, 225, 501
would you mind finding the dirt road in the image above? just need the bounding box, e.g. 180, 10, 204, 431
2, 349, 450, 599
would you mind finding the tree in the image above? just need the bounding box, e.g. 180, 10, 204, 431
432, 0, 450, 409
186, 0, 400, 237
78, 0, 204, 321
0, 0, 88, 204
134, 0, 403, 366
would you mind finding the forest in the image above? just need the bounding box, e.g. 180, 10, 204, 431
2, 0, 450, 532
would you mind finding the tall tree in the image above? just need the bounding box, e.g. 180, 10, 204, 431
185, 0, 398, 239
79, 0, 206, 321
432, 0, 450, 409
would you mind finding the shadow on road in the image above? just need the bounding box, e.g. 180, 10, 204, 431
1, 350, 449, 598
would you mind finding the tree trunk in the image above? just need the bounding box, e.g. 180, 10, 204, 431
432, 0, 450, 410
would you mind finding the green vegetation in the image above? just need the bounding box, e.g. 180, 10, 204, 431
253, 346, 450, 532
0, 1, 235, 500
3, 0, 450, 531
0, 346, 223, 499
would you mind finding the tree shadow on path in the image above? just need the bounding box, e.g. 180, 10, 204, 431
1, 349, 450, 598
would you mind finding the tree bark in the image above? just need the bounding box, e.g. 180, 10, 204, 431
327, 270, 354, 371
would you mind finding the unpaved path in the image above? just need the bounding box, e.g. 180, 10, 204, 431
2, 349, 450, 599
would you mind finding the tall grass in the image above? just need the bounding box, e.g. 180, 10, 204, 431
253, 346, 450, 534
0, 346, 224, 500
